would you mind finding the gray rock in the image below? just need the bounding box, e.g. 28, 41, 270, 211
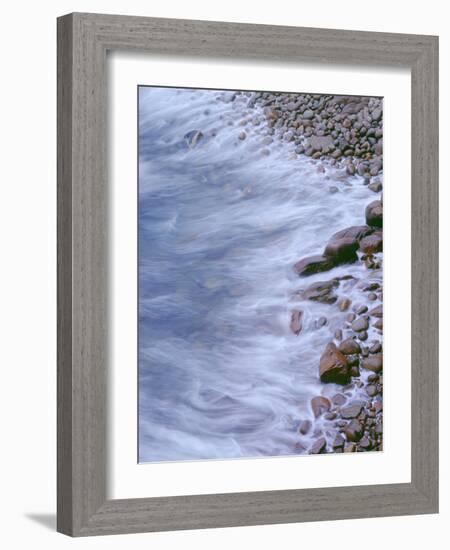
351, 316, 369, 332
294, 255, 334, 276
338, 338, 361, 355
341, 403, 364, 419
361, 354, 383, 373
310, 437, 327, 454
345, 420, 364, 442
303, 109, 314, 120
299, 419, 312, 435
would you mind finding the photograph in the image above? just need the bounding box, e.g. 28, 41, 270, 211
138, 86, 384, 462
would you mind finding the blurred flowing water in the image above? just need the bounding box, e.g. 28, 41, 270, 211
138, 86, 380, 462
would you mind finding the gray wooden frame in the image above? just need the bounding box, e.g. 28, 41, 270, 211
57, 12, 439, 537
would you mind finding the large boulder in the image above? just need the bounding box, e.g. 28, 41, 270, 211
365, 200, 383, 228
324, 236, 359, 264
294, 255, 334, 276
319, 343, 351, 384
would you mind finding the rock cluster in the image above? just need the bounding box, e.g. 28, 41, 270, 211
251, 92, 383, 183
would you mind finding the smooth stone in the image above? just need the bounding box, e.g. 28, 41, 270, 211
338, 297, 351, 311
338, 338, 361, 355
310, 437, 327, 454
351, 316, 369, 332
365, 200, 383, 228
299, 419, 312, 435
294, 255, 334, 276
319, 343, 351, 385
290, 310, 303, 335
361, 354, 383, 373
340, 403, 364, 419
345, 419, 364, 442
311, 396, 332, 418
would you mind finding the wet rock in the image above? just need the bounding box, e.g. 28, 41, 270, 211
301, 279, 339, 303
346, 354, 360, 367
368, 181, 383, 193
366, 384, 378, 397
299, 419, 312, 435
331, 225, 373, 243
359, 232, 383, 254
238, 131, 247, 140
316, 316, 328, 328
311, 396, 332, 418
184, 130, 204, 149
347, 313, 356, 323
361, 354, 383, 373
368, 292, 377, 301
334, 329, 343, 341
341, 403, 364, 419
294, 255, 334, 276
359, 436, 372, 450
303, 109, 314, 120
370, 341, 382, 354
338, 338, 361, 355
310, 437, 327, 454
332, 393, 347, 406
365, 200, 383, 228
306, 134, 334, 153
369, 305, 383, 318
344, 442, 357, 452
290, 310, 303, 335
333, 433, 345, 449
345, 419, 364, 442
319, 343, 350, 385
351, 316, 369, 332
337, 297, 351, 311
373, 319, 383, 331
324, 237, 358, 264
358, 331, 368, 342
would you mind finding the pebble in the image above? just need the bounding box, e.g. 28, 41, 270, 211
299, 419, 312, 435
238, 131, 247, 140
310, 437, 327, 454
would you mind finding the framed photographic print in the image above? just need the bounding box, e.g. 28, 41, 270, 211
57, 12, 438, 536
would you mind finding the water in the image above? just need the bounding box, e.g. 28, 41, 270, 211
138, 86, 381, 462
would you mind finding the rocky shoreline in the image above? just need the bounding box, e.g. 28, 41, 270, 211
243, 90, 384, 454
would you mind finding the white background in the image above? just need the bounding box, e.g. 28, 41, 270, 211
109, 54, 411, 498
0, 1, 446, 548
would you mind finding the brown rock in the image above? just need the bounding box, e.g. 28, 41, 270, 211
319, 343, 351, 385
332, 393, 347, 406
294, 255, 334, 276
301, 279, 339, 304
365, 200, 383, 228
337, 297, 351, 311
331, 225, 373, 242
323, 237, 358, 264
290, 310, 303, 335
359, 232, 383, 254
345, 419, 364, 442
333, 433, 345, 449
299, 419, 312, 435
369, 305, 383, 318
361, 354, 383, 373
351, 316, 369, 332
338, 338, 361, 355
310, 437, 327, 454
341, 403, 364, 419
311, 396, 331, 418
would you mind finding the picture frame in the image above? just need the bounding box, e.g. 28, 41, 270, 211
57, 12, 439, 536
